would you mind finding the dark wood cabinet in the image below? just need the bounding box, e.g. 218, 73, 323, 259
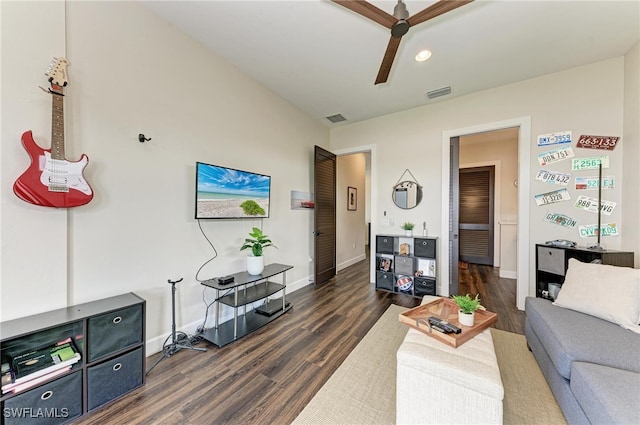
535, 244, 634, 300
0, 293, 145, 424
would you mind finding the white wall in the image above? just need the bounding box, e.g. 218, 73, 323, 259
336, 153, 366, 270
1, 2, 329, 354
1, 1, 69, 318
330, 57, 638, 302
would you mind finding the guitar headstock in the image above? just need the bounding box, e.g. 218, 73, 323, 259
45, 57, 69, 88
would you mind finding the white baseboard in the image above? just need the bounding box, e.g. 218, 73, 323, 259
499, 269, 517, 279
337, 253, 367, 272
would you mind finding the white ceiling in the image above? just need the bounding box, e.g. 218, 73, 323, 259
141, 1, 640, 127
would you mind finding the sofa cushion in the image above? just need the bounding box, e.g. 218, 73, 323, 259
571, 362, 640, 425
525, 297, 640, 379
553, 258, 640, 334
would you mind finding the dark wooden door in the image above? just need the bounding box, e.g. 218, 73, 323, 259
314, 146, 336, 285
459, 166, 495, 265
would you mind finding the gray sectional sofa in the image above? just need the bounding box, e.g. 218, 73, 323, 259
525, 296, 640, 425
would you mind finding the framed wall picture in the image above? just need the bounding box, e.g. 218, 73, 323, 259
347, 186, 357, 211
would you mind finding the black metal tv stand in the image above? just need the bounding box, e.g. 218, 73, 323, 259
200, 263, 293, 347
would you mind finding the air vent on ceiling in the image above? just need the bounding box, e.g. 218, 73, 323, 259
326, 113, 347, 123
425, 86, 452, 100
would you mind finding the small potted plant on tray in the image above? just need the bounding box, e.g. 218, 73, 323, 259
451, 294, 481, 326
240, 227, 276, 275
401, 222, 415, 237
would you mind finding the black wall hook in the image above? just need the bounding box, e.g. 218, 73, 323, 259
138, 134, 152, 143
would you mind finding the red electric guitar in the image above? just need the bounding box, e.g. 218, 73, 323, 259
13, 57, 93, 208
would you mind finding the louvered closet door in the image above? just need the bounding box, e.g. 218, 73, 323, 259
459, 166, 494, 265
314, 146, 336, 285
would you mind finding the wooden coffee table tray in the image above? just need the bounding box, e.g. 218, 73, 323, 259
399, 297, 497, 348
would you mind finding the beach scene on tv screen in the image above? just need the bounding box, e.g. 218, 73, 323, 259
197, 164, 270, 218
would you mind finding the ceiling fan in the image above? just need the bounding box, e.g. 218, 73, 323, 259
332, 0, 474, 84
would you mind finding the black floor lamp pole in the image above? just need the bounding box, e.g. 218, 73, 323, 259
589, 163, 604, 251
146, 278, 206, 375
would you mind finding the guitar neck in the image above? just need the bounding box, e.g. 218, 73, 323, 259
50, 84, 65, 160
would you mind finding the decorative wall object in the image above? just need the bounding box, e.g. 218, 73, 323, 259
534, 127, 623, 241
575, 135, 619, 151
347, 186, 357, 211
392, 169, 422, 209
290, 191, 314, 210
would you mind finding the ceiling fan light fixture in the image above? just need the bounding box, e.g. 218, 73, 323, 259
391, 20, 409, 38
415, 49, 432, 62
393, 1, 409, 20
391, 0, 410, 37
331, 0, 475, 85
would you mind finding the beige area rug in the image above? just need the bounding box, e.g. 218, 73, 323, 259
292, 304, 566, 425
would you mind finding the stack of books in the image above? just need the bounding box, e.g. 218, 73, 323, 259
1, 337, 81, 395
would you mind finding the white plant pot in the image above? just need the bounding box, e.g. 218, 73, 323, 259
405, 230, 413, 237
247, 255, 264, 275
458, 310, 475, 327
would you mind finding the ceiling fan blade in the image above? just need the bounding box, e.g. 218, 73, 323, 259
375, 36, 402, 85
332, 0, 396, 29
407, 0, 474, 27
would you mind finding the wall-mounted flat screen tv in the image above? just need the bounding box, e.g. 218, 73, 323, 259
195, 162, 271, 219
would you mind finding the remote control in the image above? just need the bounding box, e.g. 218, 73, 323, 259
427, 317, 452, 334
430, 324, 448, 333
428, 316, 462, 334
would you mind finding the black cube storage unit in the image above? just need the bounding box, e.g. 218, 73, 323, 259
535, 243, 634, 300
375, 235, 438, 299
0, 293, 145, 425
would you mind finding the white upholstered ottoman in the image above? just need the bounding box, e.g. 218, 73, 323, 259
396, 296, 504, 424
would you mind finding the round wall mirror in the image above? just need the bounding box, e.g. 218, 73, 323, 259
393, 181, 423, 209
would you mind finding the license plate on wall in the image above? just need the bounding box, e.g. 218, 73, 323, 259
538, 146, 574, 166
535, 169, 571, 185
575, 176, 615, 190
575, 135, 619, 151
535, 189, 571, 206
574, 195, 616, 215
571, 156, 609, 170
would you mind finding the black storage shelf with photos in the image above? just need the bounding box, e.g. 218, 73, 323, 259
535, 243, 634, 300
375, 234, 438, 299
0, 293, 145, 425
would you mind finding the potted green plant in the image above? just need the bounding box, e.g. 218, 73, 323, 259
451, 293, 481, 326
240, 227, 276, 275
401, 222, 415, 236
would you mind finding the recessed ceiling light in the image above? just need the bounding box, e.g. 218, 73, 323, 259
415, 49, 432, 62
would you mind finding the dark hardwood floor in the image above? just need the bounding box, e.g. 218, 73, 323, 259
458, 262, 526, 334
78, 255, 523, 425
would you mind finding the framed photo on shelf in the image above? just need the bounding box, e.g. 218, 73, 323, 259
377, 255, 393, 272
347, 186, 357, 211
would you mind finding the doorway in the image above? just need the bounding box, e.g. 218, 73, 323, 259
331, 145, 378, 283
442, 117, 531, 310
